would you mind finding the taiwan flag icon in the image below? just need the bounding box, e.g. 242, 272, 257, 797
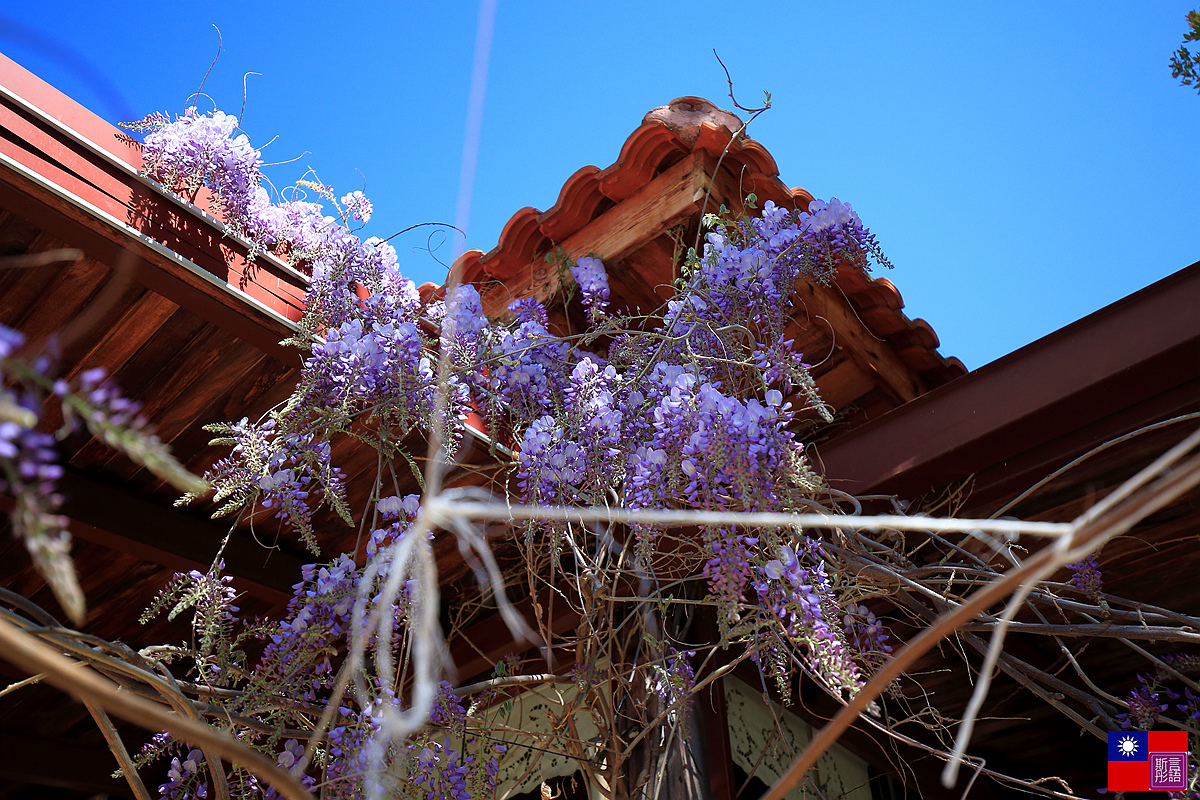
1108, 730, 1189, 792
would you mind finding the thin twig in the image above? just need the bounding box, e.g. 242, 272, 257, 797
84, 698, 153, 800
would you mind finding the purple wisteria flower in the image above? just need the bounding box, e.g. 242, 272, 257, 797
324, 701, 393, 798
254, 553, 362, 703
690, 198, 888, 330
0, 323, 23, 359
652, 649, 697, 708
756, 544, 865, 699
406, 682, 504, 800
515, 357, 628, 504
508, 297, 548, 327
795, 197, 888, 277
135, 101, 917, 798
484, 304, 573, 420
703, 527, 757, 626
72, 367, 146, 430
143, 108, 263, 226
569, 255, 610, 319
157, 748, 208, 800
1118, 676, 1173, 730
441, 284, 489, 369
510, 355, 632, 508
263, 740, 316, 800
1066, 553, 1103, 601
340, 190, 373, 222
516, 415, 585, 503
626, 370, 797, 512
367, 493, 421, 559
302, 316, 437, 427
843, 604, 893, 656
0, 385, 79, 622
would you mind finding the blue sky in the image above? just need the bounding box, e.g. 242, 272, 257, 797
1, 2, 1196, 370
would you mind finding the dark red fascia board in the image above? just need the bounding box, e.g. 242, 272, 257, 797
0, 52, 142, 173
817, 261, 1200, 501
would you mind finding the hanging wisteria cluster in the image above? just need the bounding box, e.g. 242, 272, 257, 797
119, 104, 904, 797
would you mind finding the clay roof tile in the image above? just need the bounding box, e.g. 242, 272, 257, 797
445, 96, 966, 415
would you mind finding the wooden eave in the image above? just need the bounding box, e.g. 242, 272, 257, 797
0, 53, 315, 611
0, 54, 330, 799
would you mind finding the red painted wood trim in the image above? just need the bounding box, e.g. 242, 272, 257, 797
0, 52, 143, 172
1, 55, 308, 324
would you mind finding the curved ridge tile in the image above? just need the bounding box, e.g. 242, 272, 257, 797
871, 277, 903, 309
598, 124, 688, 201
833, 264, 878, 296
689, 124, 788, 208
434, 95, 966, 393
698, 132, 781, 185
893, 322, 946, 373
888, 313, 967, 383
641, 97, 743, 146
539, 165, 604, 241
692, 120, 738, 159
452, 250, 487, 287
730, 139, 781, 181
891, 318, 941, 351
479, 207, 550, 280
859, 308, 908, 338
789, 187, 815, 210
941, 356, 969, 377
887, 316, 957, 376
417, 281, 441, 304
